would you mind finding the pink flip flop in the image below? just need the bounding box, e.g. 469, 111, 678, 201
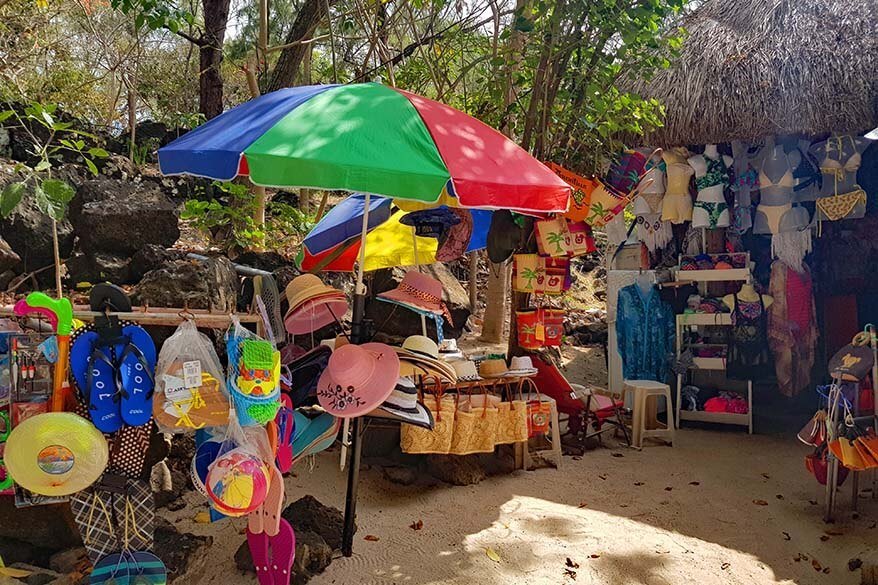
269, 519, 296, 585
262, 464, 285, 537
246, 529, 273, 585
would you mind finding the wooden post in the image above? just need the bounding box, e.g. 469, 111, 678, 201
468, 251, 478, 311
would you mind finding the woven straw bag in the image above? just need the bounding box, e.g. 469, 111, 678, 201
496, 380, 529, 445
400, 377, 455, 455
449, 384, 499, 455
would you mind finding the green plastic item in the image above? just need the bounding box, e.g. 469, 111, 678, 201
241, 340, 275, 371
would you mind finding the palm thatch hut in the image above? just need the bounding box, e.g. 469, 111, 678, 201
629, 0, 878, 146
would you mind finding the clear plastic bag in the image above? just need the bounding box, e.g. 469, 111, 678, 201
225, 317, 281, 426
153, 319, 230, 433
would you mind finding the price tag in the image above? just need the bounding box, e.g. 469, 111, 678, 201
162, 375, 189, 400
183, 361, 203, 389
535, 323, 545, 341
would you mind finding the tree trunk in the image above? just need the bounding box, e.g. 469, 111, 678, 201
199, 0, 231, 120
480, 261, 509, 343
268, 0, 338, 91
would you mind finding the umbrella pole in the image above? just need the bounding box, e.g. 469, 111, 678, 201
342, 193, 371, 557
411, 226, 428, 337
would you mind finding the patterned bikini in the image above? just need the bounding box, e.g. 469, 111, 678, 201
691, 155, 730, 229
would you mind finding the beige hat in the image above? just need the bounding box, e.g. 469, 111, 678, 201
284, 274, 344, 316
401, 335, 440, 359
479, 358, 508, 379
506, 355, 538, 377
451, 360, 482, 381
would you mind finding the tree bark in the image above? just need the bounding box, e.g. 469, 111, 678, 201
199, 0, 232, 120
480, 261, 509, 343
268, 0, 338, 91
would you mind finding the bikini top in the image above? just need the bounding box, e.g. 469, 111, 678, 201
663, 153, 694, 195
694, 155, 730, 191
758, 156, 795, 190
820, 135, 861, 177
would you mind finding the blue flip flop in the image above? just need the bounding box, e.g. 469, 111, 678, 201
90, 552, 130, 585
127, 551, 167, 585
292, 412, 339, 464
71, 330, 123, 433
118, 325, 156, 427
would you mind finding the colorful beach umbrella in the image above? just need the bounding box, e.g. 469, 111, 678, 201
158, 83, 570, 213
300, 194, 491, 272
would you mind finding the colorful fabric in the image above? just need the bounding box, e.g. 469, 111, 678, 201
159, 84, 570, 213
768, 261, 817, 397
695, 155, 731, 191
615, 284, 675, 382
727, 295, 769, 380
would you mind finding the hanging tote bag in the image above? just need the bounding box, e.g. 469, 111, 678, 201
522, 378, 552, 437
543, 308, 565, 347
542, 257, 570, 295
400, 377, 455, 455
512, 254, 545, 294
535, 217, 571, 257
496, 380, 529, 444
545, 162, 597, 223
586, 179, 631, 227
566, 221, 596, 257
516, 309, 544, 350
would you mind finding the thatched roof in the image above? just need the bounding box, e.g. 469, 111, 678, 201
629, 0, 878, 146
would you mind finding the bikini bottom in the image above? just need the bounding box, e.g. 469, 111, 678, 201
661, 193, 693, 224
691, 201, 729, 229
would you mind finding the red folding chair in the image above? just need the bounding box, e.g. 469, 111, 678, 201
531, 355, 630, 446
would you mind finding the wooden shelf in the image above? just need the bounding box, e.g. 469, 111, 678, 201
671, 268, 750, 282
691, 357, 727, 370
677, 313, 732, 326
679, 409, 750, 427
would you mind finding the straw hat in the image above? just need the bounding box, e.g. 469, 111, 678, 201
369, 378, 434, 430
284, 274, 343, 313
377, 271, 453, 324
316, 343, 400, 417
451, 360, 482, 382
402, 335, 440, 359
479, 358, 509, 379
283, 275, 349, 335
395, 335, 457, 382
506, 355, 538, 377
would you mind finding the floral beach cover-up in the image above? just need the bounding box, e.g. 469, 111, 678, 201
616, 284, 676, 382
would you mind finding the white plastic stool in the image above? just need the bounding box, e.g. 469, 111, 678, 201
623, 379, 674, 448
522, 393, 562, 469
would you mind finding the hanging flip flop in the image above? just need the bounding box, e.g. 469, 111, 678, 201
90, 553, 130, 585
118, 325, 157, 427
268, 519, 296, 585
70, 329, 123, 433
90, 284, 133, 313
127, 551, 167, 585
246, 529, 274, 585
261, 465, 285, 537
292, 412, 339, 465
275, 396, 295, 474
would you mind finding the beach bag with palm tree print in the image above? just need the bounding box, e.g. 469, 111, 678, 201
516, 309, 544, 350
513, 254, 545, 293
586, 179, 631, 227
535, 217, 571, 257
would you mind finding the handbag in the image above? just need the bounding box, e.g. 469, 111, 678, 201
566, 221, 596, 257
522, 378, 551, 437
805, 443, 849, 486
797, 410, 827, 447
535, 217, 571, 257
545, 162, 597, 223
542, 257, 570, 295
542, 309, 565, 347
448, 384, 499, 455
400, 377, 455, 455
496, 380, 529, 444
516, 309, 544, 350
586, 180, 630, 227
512, 254, 544, 293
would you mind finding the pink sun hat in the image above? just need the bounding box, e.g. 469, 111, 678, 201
284, 295, 348, 335
377, 270, 453, 325
316, 343, 400, 417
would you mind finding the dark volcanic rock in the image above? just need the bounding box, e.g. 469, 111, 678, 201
129, 245, 186, 282
235, 528, 333, 585
366, 263, 471, 341
282, 495, 347, 551
66, 252, 132, 284
133, 256, 237, 312
426, 455, 486, 486
70, 178, 179, 254
0, 192, 74, 272
153, 517, 213, 583
0, 499, 81, 550
0, 236, 20, 272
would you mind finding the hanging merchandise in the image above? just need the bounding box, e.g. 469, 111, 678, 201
204, 419, 272, 517
606, 150, 647, 194
316, 343, 399, 417
725, 292, 771, 380
516, 309, 543, 350
633, 195, 672, 253
827, 333, 875, 382
767, 261, 817, 397
435, 208, 474, 262
566, 221, 596, 257
585, 180, 631, 227
543, 257, 570, 295
815, 135, 868, 232
377, 270, 454, 339
513, 254, 543, 293
399, 207, 461, 238
615, 283, 675, 382
291, 411, 340, 465
543, 309, 565, 347
283, 345, 331, 408
661, 148, 695, 224
227, 318, 281, 426
283, 275, 348, 336
153, 319, 229, 433
771, 229, 812, 274
535, 216, 571, 257
524, 379, 552, 437
545, 162, 597, 223
495, 381, 528, 445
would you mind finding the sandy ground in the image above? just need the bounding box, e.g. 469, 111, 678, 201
170, 346, 877, 585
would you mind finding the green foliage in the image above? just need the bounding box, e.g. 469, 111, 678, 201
181, 181, 314, 253
0, 102, 108, 220
110, 0, 194, 33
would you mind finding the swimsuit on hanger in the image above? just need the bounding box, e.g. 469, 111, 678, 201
816, 136, 867, 231
692, 154, 731, 229
661, 153, 694, 224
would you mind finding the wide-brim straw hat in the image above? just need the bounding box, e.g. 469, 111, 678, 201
377, 271, 453, 324
395, 349, 457, 383
284, 274, 345, 317
479, 358, 509, 379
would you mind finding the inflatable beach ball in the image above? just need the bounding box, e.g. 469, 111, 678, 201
205, 448, 269, 516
